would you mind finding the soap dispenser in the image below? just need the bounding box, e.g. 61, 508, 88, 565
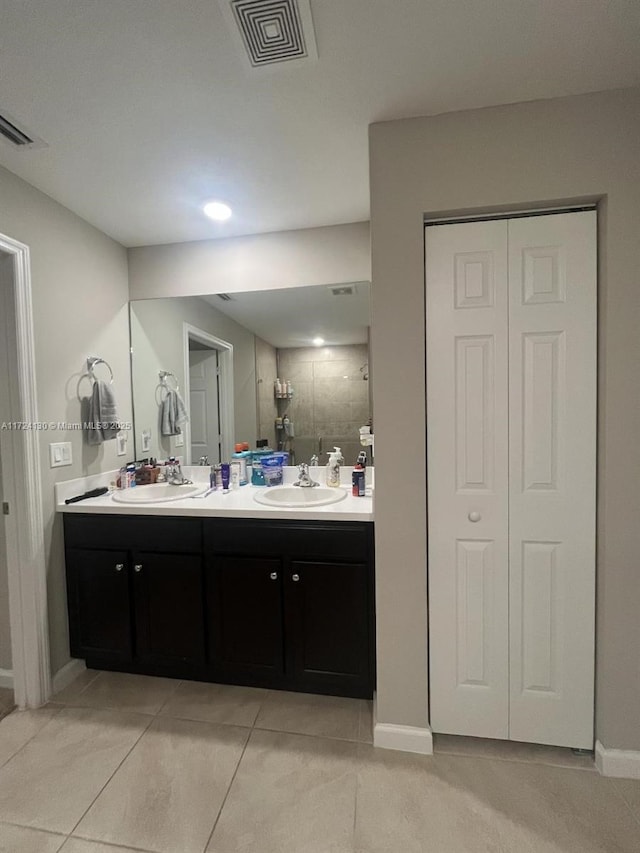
326, 447, 342, 488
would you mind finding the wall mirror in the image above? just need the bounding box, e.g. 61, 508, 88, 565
129, 282, 372, 466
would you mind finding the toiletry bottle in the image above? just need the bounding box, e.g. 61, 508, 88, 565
232, 443, 248, 485
286, 380, 293, 397
352, 464, 365, 497
275, 378, 282, 397
326, 447, 342, 488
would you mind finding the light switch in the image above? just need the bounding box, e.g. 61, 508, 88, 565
50, 441, 73, 468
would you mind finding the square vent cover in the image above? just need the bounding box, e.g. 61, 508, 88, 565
220, 0, 318, 70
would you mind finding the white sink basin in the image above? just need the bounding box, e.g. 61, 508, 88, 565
253, 486, 348, 508
112, 483, 208, 504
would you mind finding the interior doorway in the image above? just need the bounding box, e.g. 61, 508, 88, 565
182, 324, 234, 465
0, 234, 50, 709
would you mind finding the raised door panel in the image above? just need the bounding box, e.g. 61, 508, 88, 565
206, 556, 284, 681
508, 211, 596, 749
286, 561, 371, 697
66, 548, 133, 662
133, 552, 205, 667
426, 220, 509, 738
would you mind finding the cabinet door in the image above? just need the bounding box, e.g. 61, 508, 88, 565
132, 552, 205, 668
207, 556, 284, 681
286, 561, 371, 697
66, 548, 133, 662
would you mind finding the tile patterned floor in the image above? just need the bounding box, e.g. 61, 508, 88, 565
0, 670, 634, 852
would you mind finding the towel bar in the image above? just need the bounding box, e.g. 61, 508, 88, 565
86, 356, 114, 383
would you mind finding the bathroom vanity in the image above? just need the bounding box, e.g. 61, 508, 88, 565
59, 474, 375, 699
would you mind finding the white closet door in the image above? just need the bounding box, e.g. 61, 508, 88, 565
426, 220, 510, 738
507, 211, 596, 749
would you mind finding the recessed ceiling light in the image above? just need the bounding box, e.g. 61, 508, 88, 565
203, 200, 232, 221
312, 337, 324, 346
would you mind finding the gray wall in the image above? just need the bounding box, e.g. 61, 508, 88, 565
0, 164, 132, 676
130, 296, 257, 459
369, 87, 640, 751
255, 337, 278, 449
128, 222, 371, 300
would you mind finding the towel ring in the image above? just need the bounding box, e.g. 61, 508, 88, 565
87, 356, 114, 383
159, 370, 179, 391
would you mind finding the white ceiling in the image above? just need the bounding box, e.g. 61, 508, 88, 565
1, 1, 639, 247
201, 281, 370, 348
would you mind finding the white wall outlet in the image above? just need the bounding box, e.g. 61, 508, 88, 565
116, 431, 127, 456
49, 441, 72, 468
141, 429, 151, 453
174, 433, 184, 447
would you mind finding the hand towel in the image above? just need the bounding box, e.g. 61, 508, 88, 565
86, 379, 119, 445
160, 389, 189, 436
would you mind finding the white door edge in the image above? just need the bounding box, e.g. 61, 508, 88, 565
0, 232, 51, 709
182, 323, 234, 465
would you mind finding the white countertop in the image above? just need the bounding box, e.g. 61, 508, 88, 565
56, 466, 374, 522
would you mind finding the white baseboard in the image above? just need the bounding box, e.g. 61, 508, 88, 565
374, 722, 434, 754
51, 659, 86, 697
595, 740, 640, 779
372, 696, 433, 755
0, 668, 13, 690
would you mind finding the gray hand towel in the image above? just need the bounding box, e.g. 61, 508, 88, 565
160, 389, 189, 436
86, 379, 119, 445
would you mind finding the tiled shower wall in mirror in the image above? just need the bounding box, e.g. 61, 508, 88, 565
256, 344, 371, 465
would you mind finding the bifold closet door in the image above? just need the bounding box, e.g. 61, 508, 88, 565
507, 211, 596, 749
426, 220, 510, 739
427, 211, 596, 749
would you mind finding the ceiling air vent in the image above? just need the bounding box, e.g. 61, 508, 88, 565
330, 285, 356, 297
220, 0, 317, 70
0, 110, 47, 150
217, 293, 234, 301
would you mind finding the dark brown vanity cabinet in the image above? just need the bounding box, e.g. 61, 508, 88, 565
204, 519, 375, 698
64, 514, 375, 698
64, 515, 205, 675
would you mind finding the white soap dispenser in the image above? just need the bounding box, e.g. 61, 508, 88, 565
326, 447, 342, 488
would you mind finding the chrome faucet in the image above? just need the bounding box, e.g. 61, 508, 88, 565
165, 461, 192, 486
198, 455, 209, 466
294, 462, 319, 488
310, 454, 319, 466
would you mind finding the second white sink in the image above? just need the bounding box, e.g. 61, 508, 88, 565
253, 486, 348, 508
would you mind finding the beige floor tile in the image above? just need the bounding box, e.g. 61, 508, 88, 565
160, 680, 267, 727
0, 822, 65, 852
356, 745, 640, 853
67, 671, 179, 715
0, 707, 60, 768
0, 707, 150, 834
50, 669, 101, 705
613, 777, 640, 822
61, 839, 153, 853
357, 702, 373, 744
255, 690, 363, 741
433, 733, 596, 771
207, 729, 358, 853
75, 716, 248, 853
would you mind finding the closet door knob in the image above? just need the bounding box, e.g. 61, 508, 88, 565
270, 572, 278, 580
134, 564, 143, 573
468, 511, 481, 523
115, 563, 124, 573
292, 573, 300, 582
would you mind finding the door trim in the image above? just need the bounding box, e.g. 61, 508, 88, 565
182, 324, 234, 464
0, 232, 51, 708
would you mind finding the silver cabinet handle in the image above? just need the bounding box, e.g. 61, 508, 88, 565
468, 511, 481, 523
270, 572, 278, 580
134, 564, 143, 573
115, 563, 124, 573
292, 573, 300, 582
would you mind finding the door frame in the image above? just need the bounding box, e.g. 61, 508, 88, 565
182, 324, 234, 464
0, 232, 51, 709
